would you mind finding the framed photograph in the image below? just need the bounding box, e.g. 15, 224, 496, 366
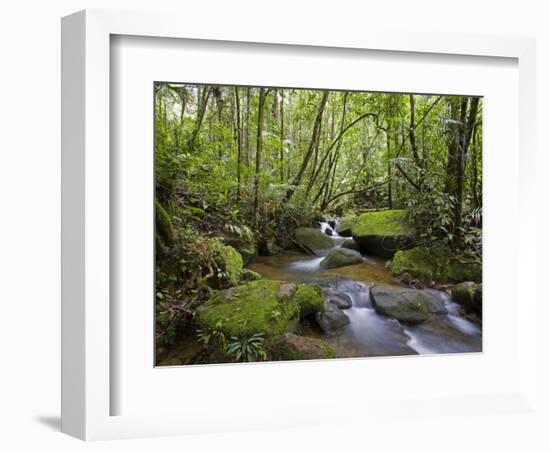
62, 9, 537, 440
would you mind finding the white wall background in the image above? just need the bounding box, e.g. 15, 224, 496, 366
0, 1, 547, 448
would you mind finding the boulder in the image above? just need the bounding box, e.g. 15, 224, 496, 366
320, 248, 363, 269
197, 280, 301, 341
390, 247, 482, 283
224, 233, 257, 266
369, 285, 447, 324
270, 333, 336, 360
324, 228, 333, 236
316, 302, 350, 332
452, 282, 482, 315
240, 268, 263, 282
294, 284, 325, 318
328, 219, 337, 230
213, 243, 243, 288
327, 292, 353, 309
293, 227, 335, 255
258, 239, 282, 256
341, 240, 361, 252
351, 210, 415, 258
197, 280, 325, 347
336, 213, 358, 237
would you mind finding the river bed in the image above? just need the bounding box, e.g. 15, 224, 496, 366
249, 220, 482, 358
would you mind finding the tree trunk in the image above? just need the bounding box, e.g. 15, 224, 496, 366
285, 91, 329, 201
253, 88, 268, 224
446, 96, 480, 245
279, 90, 284, 182
244, 87, 251, 169
234, 87, 242, 199
189, 86, 211, 151
386, 127, 393, 208
409, 94, 421, 167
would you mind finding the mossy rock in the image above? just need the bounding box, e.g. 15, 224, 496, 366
351, 210, 415, 258
341, 240, 361, 252
240, 268, 263, 282
452, 282, 482, 314
336, 213, 358, 237
293, 227, 335, 255
269, 334, 336, 361
215, 244, 244, 287
155, 199, 175, 245
258, 239, 282, 256
294, 284, 324, 318
390, 247, 482, 284
197, 280, 300, 340
224, 234, 257, 266
320, 248, 363, 269
369, 285, 447, 324
197, 280, 324, 342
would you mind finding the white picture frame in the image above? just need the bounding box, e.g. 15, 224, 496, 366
61, 9, 537, 441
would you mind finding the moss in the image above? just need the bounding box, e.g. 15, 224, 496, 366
155, 199, 175, 245
294, 284, 324, 318
197, 280, 300, 340
390, 247, 482, 283
352, 210, 409, 237
225, 234, 257, 266
240, 268, 263, 282
452, 283, 474, 303
215, 244, 243, 287
269, 334, 336, 361
451, 282, 481, 314
336, 213, 358, 236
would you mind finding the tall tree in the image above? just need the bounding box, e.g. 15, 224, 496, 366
253, 88, 269, 224
285, 91, 329, 201
188, 86, 212, 151
234, 87, 242, 199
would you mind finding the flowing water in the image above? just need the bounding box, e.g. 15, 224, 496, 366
249, 218, 482, 358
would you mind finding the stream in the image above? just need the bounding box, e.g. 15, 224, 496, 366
249, 218, 482, 358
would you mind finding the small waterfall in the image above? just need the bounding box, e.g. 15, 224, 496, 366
319, 217, 352, 245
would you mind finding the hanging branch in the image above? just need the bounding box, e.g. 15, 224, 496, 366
323, 180, 388, 208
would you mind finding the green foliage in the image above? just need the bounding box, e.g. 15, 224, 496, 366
225, 333, 267, 362
154, 83, 483, 359
390, 247, 482, 283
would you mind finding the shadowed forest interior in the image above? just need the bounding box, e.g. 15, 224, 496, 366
155, 83, 482, 365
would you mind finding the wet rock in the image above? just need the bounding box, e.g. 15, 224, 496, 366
341, 240, 361, 252
328, 219, 337, 230
320, 248, 363, 269
324, 228, 333, 236
390, 247, 481, 283
258, 239, 282, 256
270, 333, 336, 360
316, 302, 350, 332
452, 282, 482, 315
336, 213, 358, 237
351, 210, 415, 258
369, 285, 447, 324
328, 292, 353, 309
293, 227, 335, 255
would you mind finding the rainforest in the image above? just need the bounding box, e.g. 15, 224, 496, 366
154, 83, 482, 365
